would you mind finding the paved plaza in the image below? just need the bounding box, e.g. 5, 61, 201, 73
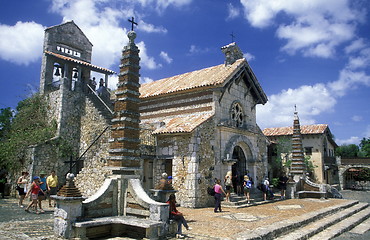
0, 191, 369, 240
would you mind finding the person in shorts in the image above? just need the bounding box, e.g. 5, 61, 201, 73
47, 170, 58, 207
25, 176, 45, 214
38, 171, 47, 212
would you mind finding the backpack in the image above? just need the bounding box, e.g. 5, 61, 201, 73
207, 186, 215, 196
225, 177, 232, 186
246, 180, 252, 189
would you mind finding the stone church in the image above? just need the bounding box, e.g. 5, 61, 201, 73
30, 21, 269, 208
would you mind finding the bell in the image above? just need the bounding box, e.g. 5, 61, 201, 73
54, 67, 61, 76
73, 68, 78, 79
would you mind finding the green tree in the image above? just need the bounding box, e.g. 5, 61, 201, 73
0, 94, 57, 171
0, 108, 13, 141
359, 138, 370, 157
335, 144, 359, 157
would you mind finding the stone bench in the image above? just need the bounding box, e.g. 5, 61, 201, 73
297, 191, 327, 199
73, 216, 164, 239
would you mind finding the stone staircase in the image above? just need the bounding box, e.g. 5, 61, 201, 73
221, 197, 369, 240
222, 191, 276, 208
86, 92, 114, 123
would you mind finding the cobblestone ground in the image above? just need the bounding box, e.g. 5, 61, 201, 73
0, 190, 368, 240
0, 197, 57, 240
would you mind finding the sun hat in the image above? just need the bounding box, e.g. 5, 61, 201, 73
168, 176, 173, 179
40, 170, 46, 175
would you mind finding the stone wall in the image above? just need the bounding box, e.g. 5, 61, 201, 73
156, 118, 216, 208
74, 96, 112, 197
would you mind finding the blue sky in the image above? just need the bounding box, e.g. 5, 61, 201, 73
0, 0, 369, 146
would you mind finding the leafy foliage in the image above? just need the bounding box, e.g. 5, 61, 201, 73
335, 144, 359, 157
359, 138, 370, 157
0, 94, 57, 171
0, 107, 13, 141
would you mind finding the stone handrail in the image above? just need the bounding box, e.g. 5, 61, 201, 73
128, 178, 169, 222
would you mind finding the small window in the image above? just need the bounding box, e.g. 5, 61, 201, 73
231, 102, 244, 127
305, 147, 313, 155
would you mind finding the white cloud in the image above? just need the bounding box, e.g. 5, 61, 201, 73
160, 51, 173, 64
257, 83, 336, 129
137, 41, 162, 70
243, 52, 255, 62
352, 115, 363, 122
240, 0, 363, 58
188, 44, 210, 55
336, 136, 361, 145
345, 38, 366, 54
138, 20, 167, 33
134, 0, 192, 13
328, 69, 370, 97
140, 77, 154, 84
0, 21, 44, 65
227, 3, 240, 20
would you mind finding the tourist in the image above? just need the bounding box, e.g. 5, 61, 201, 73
279, 174, 289, 199
46, 170, 58, 207
97, 78, 105, 96
167, 194, 191, 239
17, 171, 29, 207
90, 77, 97, 92
243, 175, 252, 204
263, 177, 273, 200
224, 171, 232, 202
25, 176, 45, 214
38, 171, 47, 212
214, 179, 226, 213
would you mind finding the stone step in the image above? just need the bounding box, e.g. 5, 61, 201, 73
308, 203, 370, 240
234, 200, 359, 239
274, 202, 369, 240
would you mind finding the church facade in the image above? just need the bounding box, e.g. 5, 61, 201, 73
138, 43, 269, 207
29, 21, 269, 208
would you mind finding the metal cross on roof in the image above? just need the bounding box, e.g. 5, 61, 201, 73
128, 17, 138, 31
230, 32, 236, 42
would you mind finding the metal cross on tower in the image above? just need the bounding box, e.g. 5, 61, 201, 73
230, 32, 236, 42
128, 17, 138, 31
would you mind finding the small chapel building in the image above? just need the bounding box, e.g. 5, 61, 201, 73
138, 43, 269, 207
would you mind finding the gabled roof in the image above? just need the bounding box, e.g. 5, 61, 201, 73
263, 124, 329, 136
45, 20, 93, 47
140, 58, 267, 104
45, 51, 115, 74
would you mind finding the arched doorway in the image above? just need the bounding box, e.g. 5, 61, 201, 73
343, 167, 370, 190
231, 146, 247, 194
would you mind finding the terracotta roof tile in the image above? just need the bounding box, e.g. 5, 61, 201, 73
263, 124, 329, 136
140, 58, 246, 98
143, 112, 214, 134
45, 51, 115, 74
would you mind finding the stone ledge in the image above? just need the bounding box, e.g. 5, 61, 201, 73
73, 215, 162, 228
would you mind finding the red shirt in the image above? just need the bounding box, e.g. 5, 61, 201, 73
31, 183, 41, 195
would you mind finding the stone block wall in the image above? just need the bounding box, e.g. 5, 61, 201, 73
156, 118, 216, 208
74, 96, 112, 197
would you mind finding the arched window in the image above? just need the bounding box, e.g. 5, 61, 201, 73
231, 102, 244, 127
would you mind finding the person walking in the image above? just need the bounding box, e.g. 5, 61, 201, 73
279, 174, 289, 199
38, 171, 47, 212
224, 171, 232, 202
243, 175, 252, 204
214, 179, 226, 213
167, 194, 191, 239
17, 171, 29, 207
46, 170, 58, 207
25, 176, 45, 214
